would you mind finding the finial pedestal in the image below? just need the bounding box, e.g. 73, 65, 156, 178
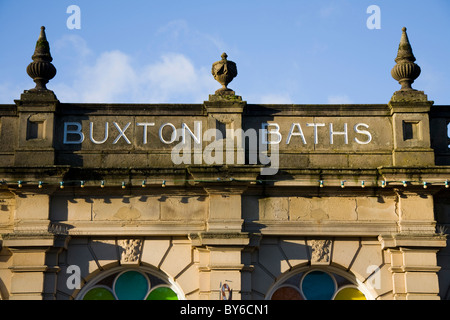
13, 26, 59, 167
211, 53, 239, 98
26, 26, 57, 92
388, 27, 434, 167
391, 27, 421, 92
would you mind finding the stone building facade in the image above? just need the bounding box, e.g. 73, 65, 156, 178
0, 26, 449, 300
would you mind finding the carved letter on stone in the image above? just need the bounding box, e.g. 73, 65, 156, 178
310, 239, 332, 264
118, 239, 142, 264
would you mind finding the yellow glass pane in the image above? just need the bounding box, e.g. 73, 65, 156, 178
334, 287, 366, 300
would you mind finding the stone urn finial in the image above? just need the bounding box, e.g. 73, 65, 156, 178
211, 52, 237, 95
391, 27, 421, 91
26, 26, 57, 91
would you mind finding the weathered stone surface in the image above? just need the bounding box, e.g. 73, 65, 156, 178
0, 26, 449, 301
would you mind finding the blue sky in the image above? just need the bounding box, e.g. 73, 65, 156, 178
0, 0, 449, 105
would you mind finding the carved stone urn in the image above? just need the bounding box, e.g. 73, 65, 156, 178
211, 53, 237, 95
26, 26, 57, 91
391, 27, 421, 91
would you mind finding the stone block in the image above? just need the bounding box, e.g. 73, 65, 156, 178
159, 240, 192, 278
160, 196, 206, 221
405, 272, 439, 294
309, 154, 348, 167
392, 273, 406, 294
12, 251, 46, 267
11, 272, 44, 294
209, 248, 242, 268
399, 194, 434, 221
331, 239, 360, 269
279, 239, 309, 268
348, 153, 392, 168
66, 243, 96, 278
198, 265, 211, 295
356, 197, 397, 220
102, 153, 149, 168
277, 154, 310, 168
14, 150, 55, 166
0, 117, 18, 152
15, 194, 49, 220
260, 197, 288, 220
392, 113, 431, 150
365, 264, 393, 298
350, 243, 383, 282
402, 249, 438, 267
290, 197, 357, 221
50, 196, 92, 221
92, 196, 160, 221
392, 150, 435, 167
141, 238, 171, 268
0, 155, 13, 166
0, 197, 14, 225
258, 244, 290, 276
209, 270, 241, 294
250, 264, 274, 297
90, 239, 119, 268
207, 194, 242, 231
174, 263, 199, 297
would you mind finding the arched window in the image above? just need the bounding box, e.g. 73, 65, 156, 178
267, 268, 370, 300
76, 267, 184, 300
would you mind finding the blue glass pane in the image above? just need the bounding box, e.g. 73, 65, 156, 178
301, 271, 335, 300
114, 271, 149, 300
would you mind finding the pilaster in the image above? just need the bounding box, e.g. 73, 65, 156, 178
203, 94, 247, 167
389, 27, 435, 167
190, 232, 258, 300
379, 234, 446, 300
13, 26, 59, 166
2, 230, 70, 300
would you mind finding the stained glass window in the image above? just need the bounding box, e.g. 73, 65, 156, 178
269, 269, 368, 300
79, 269, 180, 300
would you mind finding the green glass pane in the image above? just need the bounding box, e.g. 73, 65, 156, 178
83, 287, 116, 300
146, 287, 178, 300
301, 271, 335, 300
334, 287, 366, 300
114, 271, 149, 300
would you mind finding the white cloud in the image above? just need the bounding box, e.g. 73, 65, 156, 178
53, 34, 92, 59
139, 53, 214, 102
80, 50, 137, 102
53, 44, 216, 103
47, 20, 232, 104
